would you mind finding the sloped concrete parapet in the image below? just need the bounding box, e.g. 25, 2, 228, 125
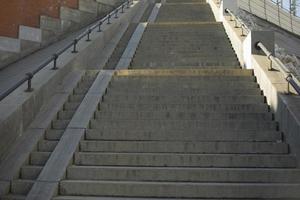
208, 0, 300, 165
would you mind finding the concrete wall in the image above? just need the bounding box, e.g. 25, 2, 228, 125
208, 0, 300, 165
0, 0, 78, 38
0, 0, 146, 162
239, 0, 300, 36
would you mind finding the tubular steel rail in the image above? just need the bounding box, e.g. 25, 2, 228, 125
256, 42, 300, 94
0, 0, 133, 102
225, 8, 250, 36
225, 8, 300, 95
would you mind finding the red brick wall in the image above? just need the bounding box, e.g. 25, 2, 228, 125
0, 0, 78, 38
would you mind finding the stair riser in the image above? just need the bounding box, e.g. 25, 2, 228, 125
59, 182, 300, 198
103, 96, 265, 104
99, 104, 268, 113
85, 131, 282, 142
95, 112, 273, 121
38, 141, 58, 152
74, 153, 296, 168
90, 120, 277, 131
79, 141, 288, 154
11, 181, 34, 195
20, 167, 42, 180
67, 167, 300, 183
30, 152, 51, 166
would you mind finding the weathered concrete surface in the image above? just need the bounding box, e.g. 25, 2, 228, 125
26, 70, 113, 200
0, 70, 83, 183
208, 0, 300, 165
116, 23, 148, 69
0, 0, 144, 162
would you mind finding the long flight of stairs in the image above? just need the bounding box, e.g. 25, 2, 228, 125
53, 0, 300, 199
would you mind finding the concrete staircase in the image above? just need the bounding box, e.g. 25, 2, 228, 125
51, 0, 300, 199
3, 0, 300, 199
1, 71, 98, 200
53, 69, 300, 199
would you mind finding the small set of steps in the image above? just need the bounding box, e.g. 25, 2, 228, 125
1, 71, 98, 200
53, 69, 300, 199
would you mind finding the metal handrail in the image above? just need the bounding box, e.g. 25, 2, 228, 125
256, 42, 300, 95
225, 8, 250, 37
224, 8, 300, 95
0, 0, 133, 102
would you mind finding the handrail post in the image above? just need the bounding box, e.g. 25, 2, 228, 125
115, 9, 118, 18
97, 21, 102, 32
241, 25, 245, 36
52, 54, 58, 70
86, 29, 92, 42
127, 0, 130, 8
25, 73, 34, 92
107, 14, 111, 24
121, 5, 125, 13
72, 39, 78, 53
256, 42, 273, 70
234, 18, 238, 28
286, 74, 293, 95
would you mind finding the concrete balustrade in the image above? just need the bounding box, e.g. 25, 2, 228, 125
208, 0, 300, 164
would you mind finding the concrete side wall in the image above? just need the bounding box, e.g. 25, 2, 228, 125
0, 0, 145, 162
0, 0, 78, 38
239, 0, 300, 36
208, 0, 300, 165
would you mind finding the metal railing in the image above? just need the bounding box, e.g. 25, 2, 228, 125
256, 42, 300, 94
225, 8, 300, 95
0, 0, 133, 102
225, 8, 250, 36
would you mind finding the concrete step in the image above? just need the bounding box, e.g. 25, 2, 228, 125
95, 111, 273, 121
11, 180, 34, 195
108, 81, 258, 90
135, 46, 235, 52
30, 152, 51, 166
131, 61, 240, 68
38, 140, 59, 152
52, 196, 300, 200
107, 86, 259, 94
113, 69, 253, 77
90, 119, 277, 131
1, 195, 26, 200
58, 110, 76, 120
59, 181, 300, 198
99, 103, 268, 113
67, 166, 300, 183
69, 94, 85, 102
52, 120, 70, 130
132, 56, 238, 61
20, 165, 43, 180
112, 76, 256, 82
85, 129, 282, 142
103, 94, 265, 104
45, 129, 64, 140
74, 152, 295, 168
107, 88, 260, 95
79, 141, 288, 154
73, 87, 90, 95
64, 102, 80, 111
